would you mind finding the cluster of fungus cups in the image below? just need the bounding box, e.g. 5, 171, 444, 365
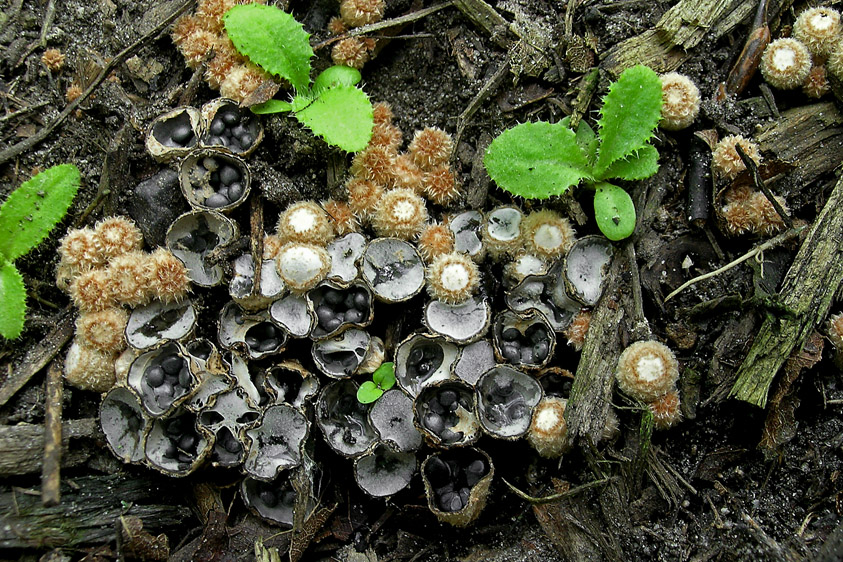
78, 98, 630, 528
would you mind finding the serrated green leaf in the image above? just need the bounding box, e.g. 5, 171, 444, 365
484, 121, 592, 199
224, 4, 313, 93
594, 182, 637, 241
251, 99, 293, 114
595, 65, 662, 175
561, 116, 598, 165
314, 65, 361, 92
598, 145, 660, 181
0, 261, 26, 339
357, 381, 383, 404
372, 362, 395, 390
294, 85, 373, 152
0, 164, 80, 262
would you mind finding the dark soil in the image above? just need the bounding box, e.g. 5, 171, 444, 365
2, 0, 843, 561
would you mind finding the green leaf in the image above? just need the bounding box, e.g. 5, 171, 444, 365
357, 381, 383, 404
293, 85, 373, 152
595, 65, 662, 176
594, 182, 637, 241
250, 99, 294, 114
314, 65, 362, 92
598, 145, 660, 181
561, 116, 598, 165
0, 261, 26, 339
0, 164, 80, 261
224, 4, 314, 93
484, 121, 592, 199
372, 362, 395, 391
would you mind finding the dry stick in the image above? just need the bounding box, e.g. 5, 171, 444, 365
312, 1, 455, 50
730, 174, 843, 407
41, 361, 62, 507
250, 195, 264, 301
735, 143, 793, 230
664, 225, 805, 303
502, 477, 613, 504
0, 0, 194, 167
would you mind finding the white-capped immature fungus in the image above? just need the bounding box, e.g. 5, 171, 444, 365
59, 227, 104, 272
263, 234, 285, 259
793, 6, 841, 57
276, 201, 335, 246
503, 253, 547, 286
527, 396, 568, 458
659, 72, 701, 131
371, 188, 429, 239
649, 389, 682, 430
64, 339, 117, 393
147, 248, 191, 303
408, 127, 453, 171
417, 222, 455, 262
712, 134, 762, 180
422, 166, 460, 206
275, 242, 331, 293
828, 40, 843, 79
761, 38, 813, 90
615, 340, 679, 403
93, 216, 144, 260
426, 251, 480, 304
76, 308, 129, 353
521, 210, 576, 260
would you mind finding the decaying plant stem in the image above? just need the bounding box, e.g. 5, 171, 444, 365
731, 173, 843, 407
41, 361, 63, 507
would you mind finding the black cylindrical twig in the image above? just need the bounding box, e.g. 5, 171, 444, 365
687, 134, 711, 227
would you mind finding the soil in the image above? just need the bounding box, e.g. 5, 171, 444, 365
2, 0, 843, 561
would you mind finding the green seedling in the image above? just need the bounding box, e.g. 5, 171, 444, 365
224, 3, 373, 152
484, 65, 663, 241
357, 362, 396, 404
0, 164, 80, 339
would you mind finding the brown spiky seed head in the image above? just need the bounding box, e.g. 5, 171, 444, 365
372, 188, 429, 239
828, 40, 843, 79
390, 154, 424, 192
417, 222, 455, 262
563, 310, 591, 351
351, 145, 396, 185
328, 16, 348, 35
94, 216, 143, 261
70, 269, 116, 312
426, 252, 480, 304
179, 29, 221, 69
793, 7, 841, 57
340, 0, 385, 27
59, 227, 104, 272
721, 190, 788, 236
803, 65, 830, 99
712, 134, 762, 180
276, 201, 335, 246
370, 122, 403, 152
147, 248, 191, 303
66, 84, 83, 103
372, 101, 394, 126
828, 313, 843, 350
409, 127, 453, 170
105, 251, 152, 307
649, 389, 682, 430
522, 210, 576, 260
171, 14, 198, 46
346, 178, 385, 220
205, 50, 240, 89
527, 396, 568, 458
76, 308, 128, 352
64, 339, 116, 393
422, 166, 461, 206
332, 37, 370, 70
220, 64, 269, 103
263, 234, 285, 260
322, 199, 360, 235
659, 72, 701, 131
275, 242, 331, 293
761, 38, 813, 90
41, 48, 65, 72
615, 340, 679, 402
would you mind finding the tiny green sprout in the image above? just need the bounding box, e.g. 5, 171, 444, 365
0, 164, 80, 339
484, 65, 663, 241
224, 4, 373, 152
357, 362, 396, 404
